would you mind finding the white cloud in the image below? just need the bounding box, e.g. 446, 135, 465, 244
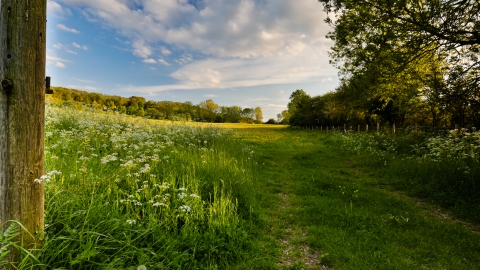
47, 55, 72, 69
247, 97, 271, 102
67, 85, 98, 91
267, 104, 287, 108
124, 47, 336, 93
47, 1, 72, 17
57, 24, 80, 33
158, 59, 170, 66
321, 77, 333, 83
72, 42, 88, 50
53, 43, 64, 49
60, 0, 330, 58
175, 54, 193, 65
75, 78, 95, 83
143, 58, 157, 64
53, 42, 87, 55
132, 40, 152, 58
161, 47, 172, 56
46, 55, 72, 63
58, 0, 336, 92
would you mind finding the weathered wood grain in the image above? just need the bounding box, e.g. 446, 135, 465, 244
0, 0, 46, 264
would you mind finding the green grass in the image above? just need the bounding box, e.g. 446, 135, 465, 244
2, 107, 480, 269
35, 107, 266, 269
244, 128, 480, 269
336, 129, 480, 223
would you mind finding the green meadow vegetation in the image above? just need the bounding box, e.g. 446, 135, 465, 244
2, 1, 479, 269
2, 5, 480, 260
2, 104, 480, 269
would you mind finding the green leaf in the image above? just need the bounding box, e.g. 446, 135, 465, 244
2, 223, 20, 243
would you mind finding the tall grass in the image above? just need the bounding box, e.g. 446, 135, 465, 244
3, 105, 262, 269
336, 128, 480, 223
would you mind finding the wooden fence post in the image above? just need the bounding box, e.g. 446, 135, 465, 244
393, 123, 396, 134
366, 124, 368, 133
1, 0, 47, 263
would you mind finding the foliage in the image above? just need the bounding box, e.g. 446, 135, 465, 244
48, 87, 263, 124
293, 0, 480, 129
4, 106, 264, 269
199, 99, 220, 122
0, 223, 20, 265
0, 222, 42, 269
287, 89, 313, 126
265, 118, 276, 124
336, 128, 480, 222
277, 110, 290, 124
254, 107, 263, 124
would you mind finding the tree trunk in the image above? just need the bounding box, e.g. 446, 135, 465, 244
0, 0, 46, 264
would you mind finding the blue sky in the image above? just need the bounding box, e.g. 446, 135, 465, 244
46, 0, 339, 120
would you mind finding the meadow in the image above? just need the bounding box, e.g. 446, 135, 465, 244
2, 106, 480, 269
3, 105, 264, 269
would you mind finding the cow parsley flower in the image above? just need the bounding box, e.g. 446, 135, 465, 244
126, 219, 136, 225
179, 205, 191, 213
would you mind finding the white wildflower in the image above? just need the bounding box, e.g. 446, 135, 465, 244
152, 202, 167, 207
126, 219, 136, 225
179, 205, 191, 213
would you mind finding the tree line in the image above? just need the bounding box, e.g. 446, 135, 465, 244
283, 1, 479, 128
48, 87, 263, 123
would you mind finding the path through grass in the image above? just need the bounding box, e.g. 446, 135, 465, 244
235, 127, 480, 269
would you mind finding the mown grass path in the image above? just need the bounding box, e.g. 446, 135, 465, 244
234, 127, 480, 269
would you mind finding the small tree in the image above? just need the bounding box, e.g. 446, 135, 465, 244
254, 107, 263, 123
242, 108, 255, 123
199, 99, 219, 122
280, 110, 290, 124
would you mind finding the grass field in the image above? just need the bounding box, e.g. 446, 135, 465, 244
245, 128, 480, 269
2, 107, 480, 269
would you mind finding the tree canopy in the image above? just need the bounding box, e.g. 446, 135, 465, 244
297, 0, 480, 128
48, 87, 264, 124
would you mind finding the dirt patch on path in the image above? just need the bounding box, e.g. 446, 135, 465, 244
275, 193, 328, 269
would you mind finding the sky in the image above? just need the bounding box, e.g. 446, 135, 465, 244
46, 0, 339, 121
